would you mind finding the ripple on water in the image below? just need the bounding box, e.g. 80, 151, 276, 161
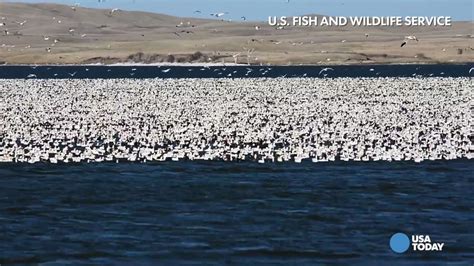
0, 160, 472, 264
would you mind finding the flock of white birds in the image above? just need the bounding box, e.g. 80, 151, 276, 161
0, 77, 471, 163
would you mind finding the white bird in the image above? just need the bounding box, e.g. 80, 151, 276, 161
70, 3, 80, 11
232, 53, 241, 64
401, 36, 419, 47
109, 8, 120, 15
211, 12, 228, 18
162, 68, 171, 73
319, 67, 334, 75
14, 20, 27, 26
405, 35, 419, 41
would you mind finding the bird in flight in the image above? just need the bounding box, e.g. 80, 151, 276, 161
211, 12, 228, 18
109, 8, 120, 16
319, 68, 334, 75
401, 35, 419, 47
14, 20, 27, 26
405, 35, 419, 41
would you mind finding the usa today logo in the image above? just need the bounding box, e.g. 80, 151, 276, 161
390, 233, 445, 253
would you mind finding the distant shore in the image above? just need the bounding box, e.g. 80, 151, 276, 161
1, 62, 473, 67
0, 3, 473, 66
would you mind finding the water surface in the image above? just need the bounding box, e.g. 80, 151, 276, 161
0, 64, 472, 79
1, 160, 472, 264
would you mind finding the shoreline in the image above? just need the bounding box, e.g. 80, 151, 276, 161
1, 3, 472, 67
1, 62, 473, 67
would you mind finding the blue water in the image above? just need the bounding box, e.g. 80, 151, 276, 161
0, 63, 473, 79
1, 64, 473, 264
1, 160, 473, 265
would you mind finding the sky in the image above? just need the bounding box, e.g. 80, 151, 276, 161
4, 0, 473, 21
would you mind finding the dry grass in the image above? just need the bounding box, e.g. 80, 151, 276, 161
0, 2, 473, 65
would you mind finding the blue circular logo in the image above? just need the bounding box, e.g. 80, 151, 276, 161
390, 233, 410, 253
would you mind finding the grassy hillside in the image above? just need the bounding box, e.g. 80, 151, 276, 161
0, 3, 473, 65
